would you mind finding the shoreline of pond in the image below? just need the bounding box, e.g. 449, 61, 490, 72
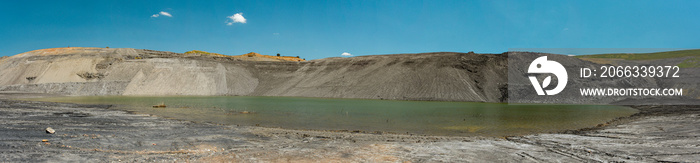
1, 93, 698, 162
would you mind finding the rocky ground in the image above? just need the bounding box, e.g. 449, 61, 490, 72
0, 95, 698, 162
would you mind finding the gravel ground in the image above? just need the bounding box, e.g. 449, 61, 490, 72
0, 98, 698, 162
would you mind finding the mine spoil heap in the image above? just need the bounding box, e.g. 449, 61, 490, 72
0, 47, 507, 102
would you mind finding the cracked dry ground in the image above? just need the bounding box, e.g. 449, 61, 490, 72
0, 100, 698, 162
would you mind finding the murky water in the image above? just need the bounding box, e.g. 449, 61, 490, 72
30, 96, 637, 136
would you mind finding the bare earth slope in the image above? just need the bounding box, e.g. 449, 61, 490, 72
0, 48, 507, 102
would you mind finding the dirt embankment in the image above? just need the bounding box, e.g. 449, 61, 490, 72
0, 48, 508, 102
184, 50, 306, 62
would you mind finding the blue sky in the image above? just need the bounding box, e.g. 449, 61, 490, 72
1, 0, 698, 59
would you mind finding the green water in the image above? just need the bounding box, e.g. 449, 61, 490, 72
30, 96, 638, 136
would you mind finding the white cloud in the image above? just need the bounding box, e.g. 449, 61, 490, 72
226, 13, 246, 25
151, 11, 172, 18
159, 11, 172, 17
341, 52, 353, 56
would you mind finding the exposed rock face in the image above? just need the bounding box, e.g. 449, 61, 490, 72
0, 48, 508, 102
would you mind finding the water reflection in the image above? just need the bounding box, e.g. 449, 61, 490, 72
31, 96, 638, 136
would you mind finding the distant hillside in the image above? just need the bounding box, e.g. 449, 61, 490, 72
185, 50, 305, 62
576, 49, 700, 68
576, 49, 700, 60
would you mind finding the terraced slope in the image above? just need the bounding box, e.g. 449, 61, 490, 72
0, 48, 507, 102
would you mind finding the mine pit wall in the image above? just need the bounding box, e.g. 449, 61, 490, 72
247, 53, 508, 102
0, 49, 508, 102
0, 81, 129, 96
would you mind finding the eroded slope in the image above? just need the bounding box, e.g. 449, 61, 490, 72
0, 48, 507, 102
